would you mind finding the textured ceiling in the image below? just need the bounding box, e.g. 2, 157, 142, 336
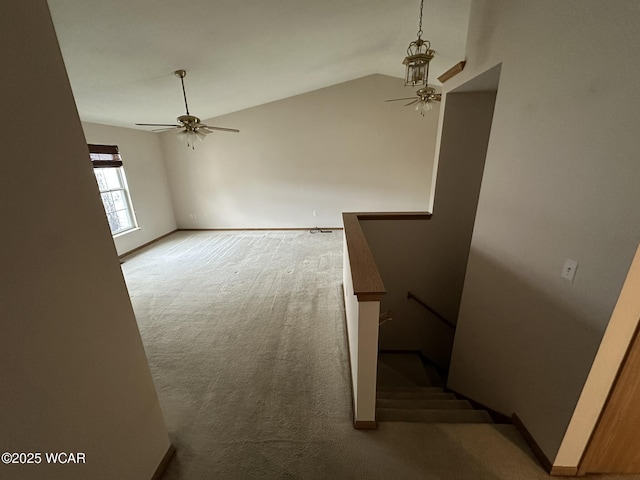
48, 0, 471, 129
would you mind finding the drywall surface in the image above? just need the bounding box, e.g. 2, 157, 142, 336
0, 2, 170, 479
82, 122, 177, 255
360, 92, 496, 368
446, 0, 640, 463
161, 74, 438, 228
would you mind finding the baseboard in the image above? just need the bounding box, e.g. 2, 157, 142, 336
550, 465, 579, 476
354, 420, 377, 430
119, 229, 178, 260
151, 444, 176, 480
447, 388, 511, 425
512, 413, 553, 473
178, 227, 343, 231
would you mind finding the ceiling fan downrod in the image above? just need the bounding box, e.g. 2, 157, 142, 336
175, 69, 190, 115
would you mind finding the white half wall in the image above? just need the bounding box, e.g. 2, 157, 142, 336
0, 2, 170, 479
446, 0, 640, 462
160, 74, 439, 229
82, 122, 177, 256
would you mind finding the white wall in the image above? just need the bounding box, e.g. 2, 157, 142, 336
0, 2, 170, 479
82, 122, 177, 256
446, 0, 640, 462
161, 74, 439, 229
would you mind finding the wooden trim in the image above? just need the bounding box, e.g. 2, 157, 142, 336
550, 466, 579, 476
577, 318, 640, 474
438, 61, 466, 83
354, 420, 377, 430
443, 388, 511, 424
348, 211, 432, 221
512, 413, 554, 474
343, 213, 386, 302
151, 444, 176, 480
119, 229, 178, 260
342, 212, 432, 302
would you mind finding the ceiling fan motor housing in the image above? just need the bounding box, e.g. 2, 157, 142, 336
177, 114, 202, 131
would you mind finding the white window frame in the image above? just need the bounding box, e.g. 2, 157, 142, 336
89, 144, 139, 237
93, 166, 138, 236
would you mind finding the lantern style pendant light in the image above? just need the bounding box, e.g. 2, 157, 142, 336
403, 0, 435, 87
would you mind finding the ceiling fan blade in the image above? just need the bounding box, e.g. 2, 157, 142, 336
136, 123, 181, 127
199, 128, 214, 135
404, 99, 420, 107
385, 97, 418, 102
152, 127, 179, 132
200, 125, 240, 133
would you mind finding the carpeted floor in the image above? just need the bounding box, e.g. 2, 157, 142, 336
121, 230, 640, 479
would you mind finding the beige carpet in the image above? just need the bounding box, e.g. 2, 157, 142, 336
122, 230, 639, 479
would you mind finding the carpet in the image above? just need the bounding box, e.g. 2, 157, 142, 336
121, 230, 640, 479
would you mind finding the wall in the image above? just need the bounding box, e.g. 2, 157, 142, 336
446, 0, 640, 463
161, 74, 439, 229
0, 2, 170, 479
360, 92, 496, 368
82, 122, 177, 256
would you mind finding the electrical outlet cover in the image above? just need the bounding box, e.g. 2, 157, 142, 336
561, 258, 578, 281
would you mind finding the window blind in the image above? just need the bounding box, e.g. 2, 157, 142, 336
88, 144, 123, 168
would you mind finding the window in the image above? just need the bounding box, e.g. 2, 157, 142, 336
89, 144, 138, 236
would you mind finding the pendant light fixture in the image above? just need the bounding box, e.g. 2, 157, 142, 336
403, 0, 435, 87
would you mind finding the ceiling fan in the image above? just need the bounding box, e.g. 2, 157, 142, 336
135, 69, 239, 149
385, 87, 442, 116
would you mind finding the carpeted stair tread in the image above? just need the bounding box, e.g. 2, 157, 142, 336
377, 386, 445, 393
378, 353, 432, 387
376, 407, 493, 424
376, 390, 456, 401
377, 398, 473, 410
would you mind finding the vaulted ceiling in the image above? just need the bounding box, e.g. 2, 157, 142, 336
48, 0, 471, 128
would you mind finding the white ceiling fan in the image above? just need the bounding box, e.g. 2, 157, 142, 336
136, 69, 239, 149
385, 87, 441, 116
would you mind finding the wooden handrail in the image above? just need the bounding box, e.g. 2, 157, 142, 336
342, 212, 431, 302
407, 291, 456, 330
343, 213, 385, 301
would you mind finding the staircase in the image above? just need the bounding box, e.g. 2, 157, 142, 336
377, 353, 493, 424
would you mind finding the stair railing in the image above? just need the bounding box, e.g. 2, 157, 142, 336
407, 291, 456, 330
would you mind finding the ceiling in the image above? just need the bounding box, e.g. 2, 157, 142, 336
48, 0, 471, 129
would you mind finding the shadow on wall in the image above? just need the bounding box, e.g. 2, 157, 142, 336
360, 218, 472, 369
449, 247, 606, 459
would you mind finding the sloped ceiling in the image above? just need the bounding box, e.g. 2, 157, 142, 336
48, 0, 471, 128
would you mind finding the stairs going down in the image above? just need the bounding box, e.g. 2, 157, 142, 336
377, 353, 493, 424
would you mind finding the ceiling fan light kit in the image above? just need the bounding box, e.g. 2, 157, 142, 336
403, 0, 435, 87
385, 86, 442, 116
135, 69, 239, 149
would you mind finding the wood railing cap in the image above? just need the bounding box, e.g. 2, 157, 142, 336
342, 211, 432, 302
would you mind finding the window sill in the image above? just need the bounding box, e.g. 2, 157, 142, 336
113, 227, 140, 239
